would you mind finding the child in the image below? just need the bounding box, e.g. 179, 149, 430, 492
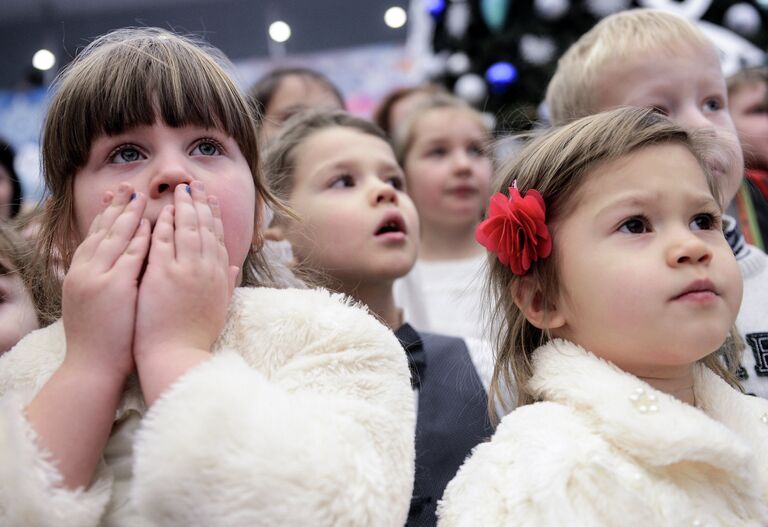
0, 221, 40, 355
248, 66, 345, 145
0, 28, 415, 527
438, 106, 768, 525
372, 83, 447, 138
263, 110, 495, 527
392, 94, 493, 342
545, 8, 768, 399
728, 65, 768, 247
0, 139, 24, 220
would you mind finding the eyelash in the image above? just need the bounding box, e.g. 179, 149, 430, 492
107, 137, 226, 163
617, 211, 721, 234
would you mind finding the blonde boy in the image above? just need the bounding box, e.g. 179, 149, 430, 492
545, 8, 768, 398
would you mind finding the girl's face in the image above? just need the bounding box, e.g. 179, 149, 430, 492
403, 108, 492, 231
0, 263, 38, 355
278, 126, 419, 288
0, 165, 13, 220
547, 143, 742, 378
73, 121, 257, 271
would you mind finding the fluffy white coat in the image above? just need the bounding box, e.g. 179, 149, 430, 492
0, 287, 415, 527
438, 339, 768, 526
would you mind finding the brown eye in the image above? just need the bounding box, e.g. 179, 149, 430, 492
619, 217, 649, 234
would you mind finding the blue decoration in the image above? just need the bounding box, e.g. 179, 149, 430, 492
485, 62, 517, 92
427, 0, 446, 18
480, 0, 510, 33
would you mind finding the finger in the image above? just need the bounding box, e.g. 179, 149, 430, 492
148, 204, 176, 266
191, 182, 218, 259
173, 183, 201, 263
89, 192, 147, 272
228, 265, 239, 295
208, 195, 229, 266
112, 217, 151, 279
75, 192, 115, 261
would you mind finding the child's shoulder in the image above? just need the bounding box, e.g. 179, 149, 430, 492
221, 287, 402, 363
0, 321, 65, 394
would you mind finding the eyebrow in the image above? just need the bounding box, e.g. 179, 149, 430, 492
595, 192, 718, 217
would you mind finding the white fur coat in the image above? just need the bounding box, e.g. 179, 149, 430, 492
0, 287, 415, 527
438, 340, 768, 526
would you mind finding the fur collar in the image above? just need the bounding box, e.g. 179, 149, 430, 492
528, 339, 768, 496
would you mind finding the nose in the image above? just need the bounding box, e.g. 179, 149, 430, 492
147, 156, 194, 199
452, 149, 473, 176
666, 232, 713, 267
372, 181, 398, 206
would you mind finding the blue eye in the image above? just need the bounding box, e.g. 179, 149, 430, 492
110, 145, 143, 164
330, 175, 355, 188
618, 216, 650, 234
467, 143, 486, 157
191, 139, 222, 156
703, 98, 722, 112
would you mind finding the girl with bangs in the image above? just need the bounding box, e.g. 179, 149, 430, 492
0, 28, 414, 527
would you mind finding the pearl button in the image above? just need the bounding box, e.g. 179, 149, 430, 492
629, 387, 659, 414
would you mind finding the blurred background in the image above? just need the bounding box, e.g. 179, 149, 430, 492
2, 0, 768, 200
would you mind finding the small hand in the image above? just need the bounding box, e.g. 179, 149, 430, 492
62, 182, 150, 381
134, 182, 238, 400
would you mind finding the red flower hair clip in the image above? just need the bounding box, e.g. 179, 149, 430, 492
475, 181, 552, 276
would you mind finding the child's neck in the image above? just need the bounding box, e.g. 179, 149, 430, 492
637, 367, 696, 406
341, 280, 403, 330
419, 221, 484, 261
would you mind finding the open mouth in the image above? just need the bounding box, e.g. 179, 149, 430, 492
374, 214, 406, 237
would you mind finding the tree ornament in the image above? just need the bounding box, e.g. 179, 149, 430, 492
585, 0, 631, 18
533, 0, 570, 21
480, 0, 511, 33
725, 3, 761, 37
447, 52, 471, 75
445, 1, 471, 38
454, 73, 488, 105
519, 34, 557, 65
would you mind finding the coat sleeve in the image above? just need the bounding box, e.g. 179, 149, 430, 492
0, 324, 113, 527
436, 403, 653, 527
131, 289, 416, 527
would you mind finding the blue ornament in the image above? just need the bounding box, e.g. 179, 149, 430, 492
485, 62, 517, 92
481, 0, 511, 33
427, 0, 446, 18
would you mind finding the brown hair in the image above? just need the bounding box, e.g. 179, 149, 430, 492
727, 65, 768, 98
247, 67, 345, 127
264, 110, 391, 203
0, 221, 43, 326
545, 9, 715, 126
392, 93, 491, 167
37, 27, 284, 321
372, 84, 447, 137
487, 106, 741, 413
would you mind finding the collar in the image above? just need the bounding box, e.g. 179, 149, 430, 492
395, 323, 426, 389
528, 339, 768, 485
723, 214, 749, 260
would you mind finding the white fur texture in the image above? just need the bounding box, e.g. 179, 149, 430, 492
438, 339, 768, 526
0, 287, 415, 526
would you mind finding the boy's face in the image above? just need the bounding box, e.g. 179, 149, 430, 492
279, 126, 419, 290
550, 143, 741, 379
729, 81, 768, 170
593, 44, 743, 205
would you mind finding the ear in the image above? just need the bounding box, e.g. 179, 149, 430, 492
511, 277, 565, 331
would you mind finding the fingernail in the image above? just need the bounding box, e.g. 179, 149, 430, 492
185, 184, 191, 194
130, 192, 137, 201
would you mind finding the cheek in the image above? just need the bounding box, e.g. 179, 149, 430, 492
218, 190, 256, 267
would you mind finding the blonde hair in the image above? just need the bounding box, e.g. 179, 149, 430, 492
392, 93, 491, 167
488, 106, 741, 412
727, 65, 768, 96
545, 9, 715, 126
37, 27, 284, 321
